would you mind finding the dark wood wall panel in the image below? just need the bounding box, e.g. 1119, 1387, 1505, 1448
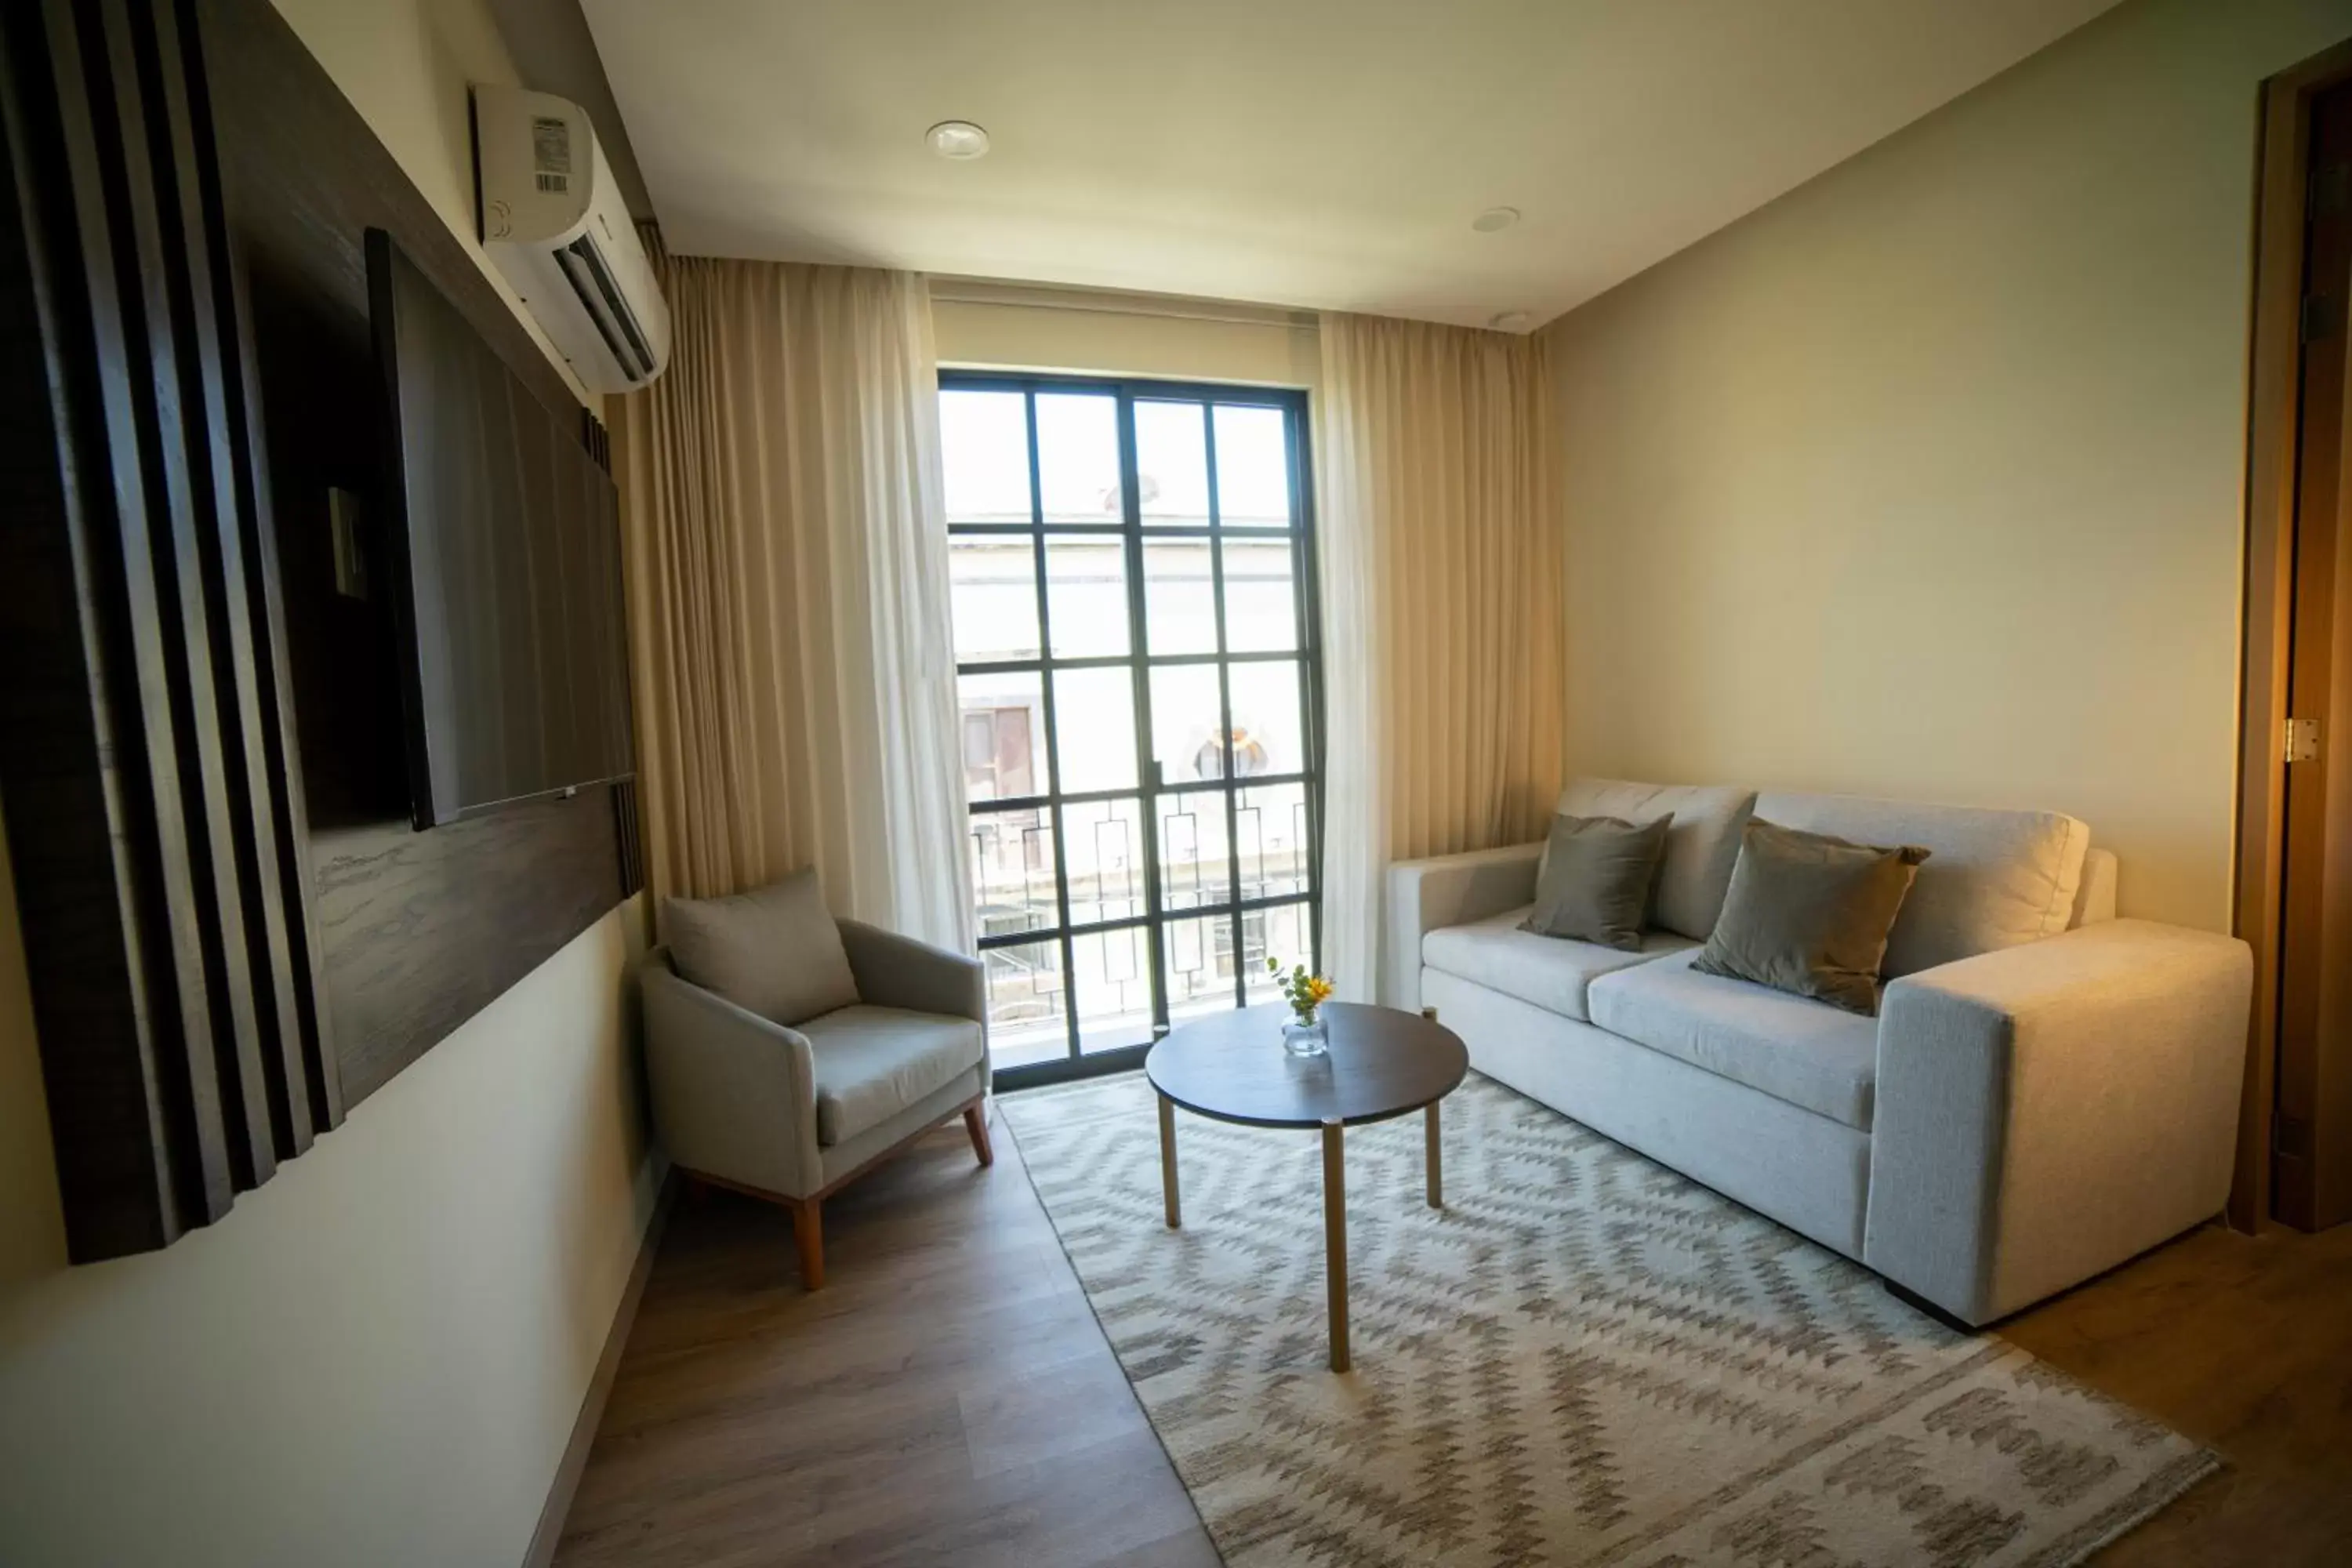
317, 807, 630, 1105
0, 0, 339, 1259
0, 0, 640, 1260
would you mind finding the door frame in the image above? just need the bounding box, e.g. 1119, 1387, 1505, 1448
941, 371, 1325, 1092
2234, 38, 2352, 1232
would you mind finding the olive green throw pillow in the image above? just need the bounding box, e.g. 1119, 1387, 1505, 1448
1692, 819, 1931, 1015
1519, 811, 1675, 952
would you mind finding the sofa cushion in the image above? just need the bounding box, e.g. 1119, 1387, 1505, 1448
1754, 792, 2089, 978
1587, 949, 1880, 1130
665, 868, 860, 1026
1553, 779, 1759, 941
803, 1005, 985, 1148
1425, 905, 1693, 1022
1521, 811, 1675, 951
1692, 819, 1929, 1015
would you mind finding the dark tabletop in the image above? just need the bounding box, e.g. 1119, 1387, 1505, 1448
1145, 1002, 1469, 1130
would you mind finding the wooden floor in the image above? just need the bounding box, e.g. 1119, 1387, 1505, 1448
556, 1097, 2352, 1567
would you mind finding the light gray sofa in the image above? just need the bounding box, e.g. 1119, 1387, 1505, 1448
1389, 779, 2251, 1325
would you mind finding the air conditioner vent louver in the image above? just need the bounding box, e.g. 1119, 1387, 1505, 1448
558, 237, 656, 382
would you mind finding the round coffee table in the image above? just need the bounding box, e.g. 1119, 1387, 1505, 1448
1145, 1000, 1468, 1372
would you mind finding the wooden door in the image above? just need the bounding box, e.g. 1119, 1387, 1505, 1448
2278, 85, 2352, 1229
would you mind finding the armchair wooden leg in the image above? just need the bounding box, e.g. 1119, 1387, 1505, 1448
963, 1101, 994, 1167
791, 1196, 824, 1290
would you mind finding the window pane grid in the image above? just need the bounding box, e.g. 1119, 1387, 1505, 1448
975, 893, 1313, 950
965, 770, 1312, 816
1203, 405, 1250, 1006
944, 372, 1318, 1087
953, 648, 1305, 676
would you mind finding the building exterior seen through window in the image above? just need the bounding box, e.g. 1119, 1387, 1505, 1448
942, 376, 1320, 1085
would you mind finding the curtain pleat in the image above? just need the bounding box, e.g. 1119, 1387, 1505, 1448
1317, 313, 1563, 1004
611, 245, 974, 950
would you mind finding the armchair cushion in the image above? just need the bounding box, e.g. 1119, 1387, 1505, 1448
665, 868, 859, 1026
804, 1005, 987, 1147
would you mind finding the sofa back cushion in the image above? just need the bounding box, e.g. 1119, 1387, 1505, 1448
1751, 792, 2089, 977
1552, 779, 1758, 940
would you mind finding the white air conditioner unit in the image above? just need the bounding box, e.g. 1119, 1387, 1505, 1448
473, 85, 670, 395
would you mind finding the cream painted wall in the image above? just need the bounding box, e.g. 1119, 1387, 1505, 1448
1544, 0, 2352, 931
932, 288, 1319, 388
0, 854, 654, 1566
0, 0, 660, 1562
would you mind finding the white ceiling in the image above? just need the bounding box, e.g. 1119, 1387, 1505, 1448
583, 0, 2120, 331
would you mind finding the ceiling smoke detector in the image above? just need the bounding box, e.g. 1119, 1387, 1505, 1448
1471, 206, 1521, 233
1490, 310, 1532, 332
927, 120, 991, 160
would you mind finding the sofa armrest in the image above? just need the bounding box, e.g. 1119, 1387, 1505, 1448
838, 919, 986, 1026
642, 955, 823, 1196
1865, 919, 2249, 1324
1382, 842, 1544, 1011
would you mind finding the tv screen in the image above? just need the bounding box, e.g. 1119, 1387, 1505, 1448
367, 229, 634, 828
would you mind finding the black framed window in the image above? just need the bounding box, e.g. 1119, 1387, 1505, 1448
942, 373, 1322, 1090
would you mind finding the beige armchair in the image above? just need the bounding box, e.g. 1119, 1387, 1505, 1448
642, 916, 991, 1289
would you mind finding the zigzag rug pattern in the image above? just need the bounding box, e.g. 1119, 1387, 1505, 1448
998, 1072, 2212, 1567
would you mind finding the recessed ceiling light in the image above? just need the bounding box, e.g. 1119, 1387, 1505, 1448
1471, 206, 1521, 233
927, 120, 991, 160
1490, 310, 1532, 332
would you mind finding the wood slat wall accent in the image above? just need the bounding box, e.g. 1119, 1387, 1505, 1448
0, 0, 340, 1261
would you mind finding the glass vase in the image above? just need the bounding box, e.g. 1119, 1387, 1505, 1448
1282, 1011, 1328, 1057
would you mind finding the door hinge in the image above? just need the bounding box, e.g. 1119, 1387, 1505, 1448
2286, 717, 2321, 764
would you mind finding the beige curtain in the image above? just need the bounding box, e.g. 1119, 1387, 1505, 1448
612, 249, 973, 950
1316, 312, 1563, 1004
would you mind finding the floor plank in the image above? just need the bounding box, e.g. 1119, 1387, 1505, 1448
556, 1097, 2352, 1566
1998, 1220, 2352, 1564
554, 1101, 1212, 1568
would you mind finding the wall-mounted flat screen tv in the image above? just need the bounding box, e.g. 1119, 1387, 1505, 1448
367, 228, 634, 829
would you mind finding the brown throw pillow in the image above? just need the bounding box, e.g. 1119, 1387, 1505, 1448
1519, 811, 1675, 952
664, 868, 860, 1026
1692, 819, 1930, 1015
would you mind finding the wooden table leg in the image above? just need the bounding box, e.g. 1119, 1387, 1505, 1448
1323, 1118, 1349, 1373
1158, 1092, 1180, 1229
1425, 1100, 1443, 1209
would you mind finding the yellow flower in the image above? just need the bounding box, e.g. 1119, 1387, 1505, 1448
1305, 976, 1334, 1003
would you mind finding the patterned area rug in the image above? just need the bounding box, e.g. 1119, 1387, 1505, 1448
996, 1071, 2213, 1567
